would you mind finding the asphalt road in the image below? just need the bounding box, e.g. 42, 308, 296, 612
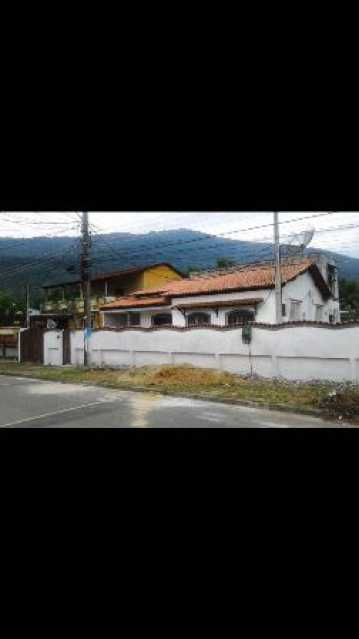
0, 375, 346, 428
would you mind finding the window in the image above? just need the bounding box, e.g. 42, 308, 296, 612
187, 312, 211, 327
118, 314, 128, 328
289, 300, 302, 321
227, 309, 255, 326
282, 303, 286, 317
129, 312, 141, 327
315, 305, 323, 322
152, 314, 173, 327
107, 282, 124, 297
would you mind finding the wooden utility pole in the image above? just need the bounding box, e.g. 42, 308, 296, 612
26, 283, 31, 329
273, 212, 282, 324
81, 212, 91, 367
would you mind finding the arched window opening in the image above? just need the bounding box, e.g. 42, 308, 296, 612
227, 309, 255, 326
187, 312, 211, 327
152, 314, 173, 327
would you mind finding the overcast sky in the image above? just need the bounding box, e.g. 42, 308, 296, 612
0, 211, 358, 257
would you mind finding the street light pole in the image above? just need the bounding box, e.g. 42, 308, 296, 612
273, 212, 282, 324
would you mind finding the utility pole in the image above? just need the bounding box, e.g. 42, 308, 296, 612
81, 212, 91, 367
26, 283, 31, 329
273, 212, 282, 324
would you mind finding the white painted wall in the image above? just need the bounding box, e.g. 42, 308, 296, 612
282, 271, 340, 322
66, 325, 359, 382
103, 289, 276, 328
171, 288, 276, 325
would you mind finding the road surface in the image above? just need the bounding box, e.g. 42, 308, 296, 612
0, 375, 346, 428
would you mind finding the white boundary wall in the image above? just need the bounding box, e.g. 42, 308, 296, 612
66, 325, 359, 383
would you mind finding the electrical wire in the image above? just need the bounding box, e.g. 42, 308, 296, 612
88, 219, 359, 271
0, 212, 358, 296
0, 240, 81, 283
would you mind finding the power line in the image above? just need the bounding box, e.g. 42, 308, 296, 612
89, 212, 336, 258
89, 216, 356, 270
0, 240, 81, 283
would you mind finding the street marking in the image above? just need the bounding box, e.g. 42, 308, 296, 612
0, 399, 118, 428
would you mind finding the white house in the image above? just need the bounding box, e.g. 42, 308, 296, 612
100, 256, 340, 329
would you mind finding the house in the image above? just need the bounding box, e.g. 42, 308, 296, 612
30, 263, 184, 330
100, 256, 341, 328
0, 327, 19, 360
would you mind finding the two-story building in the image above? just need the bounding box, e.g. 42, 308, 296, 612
30, 263, 184, 330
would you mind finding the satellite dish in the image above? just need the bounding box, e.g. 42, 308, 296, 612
282, 227, 315, 257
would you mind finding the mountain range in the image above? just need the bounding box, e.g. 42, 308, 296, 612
0, 229, 358, 299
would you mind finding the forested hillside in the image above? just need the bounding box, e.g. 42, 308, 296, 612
0, 229, 358, 301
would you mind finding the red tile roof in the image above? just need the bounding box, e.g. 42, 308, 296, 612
100, 259, 332, 310
101, 296, 170, 310
133, 259, 323, 298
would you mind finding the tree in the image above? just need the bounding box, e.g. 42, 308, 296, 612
0, 291, 26, 326
339, 278, 359, 320
186, 265, 202, 275
216, 257, 236, 269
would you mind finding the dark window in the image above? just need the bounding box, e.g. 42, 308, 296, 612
282, 304, 286, 317
129, 313, 141, 327
187, 312, 211, 327
107, 281, 125, 297
152, 314, 173, 327
118, 314, 128, 327
227, 309, 255, 326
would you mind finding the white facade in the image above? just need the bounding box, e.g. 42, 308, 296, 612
102, 269, 340, 328
282, 271, 340, 323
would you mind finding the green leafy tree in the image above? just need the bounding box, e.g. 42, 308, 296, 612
216, 257, 236, 269
186, 265, 202, 275
0, 291, 26, 326
339, 278, 359, 320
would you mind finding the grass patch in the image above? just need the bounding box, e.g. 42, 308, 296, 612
0, 361, 358, 421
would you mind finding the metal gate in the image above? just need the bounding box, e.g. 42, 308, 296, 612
63, 330, 71, 365
44, 331, 64, 366
20, 328, 44, 364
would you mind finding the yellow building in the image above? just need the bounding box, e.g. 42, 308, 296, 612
32, 263, 184, 330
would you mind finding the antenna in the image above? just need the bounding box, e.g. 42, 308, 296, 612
281, 227, 315, 258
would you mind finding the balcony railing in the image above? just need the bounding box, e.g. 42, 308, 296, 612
41, 296, 117, 314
